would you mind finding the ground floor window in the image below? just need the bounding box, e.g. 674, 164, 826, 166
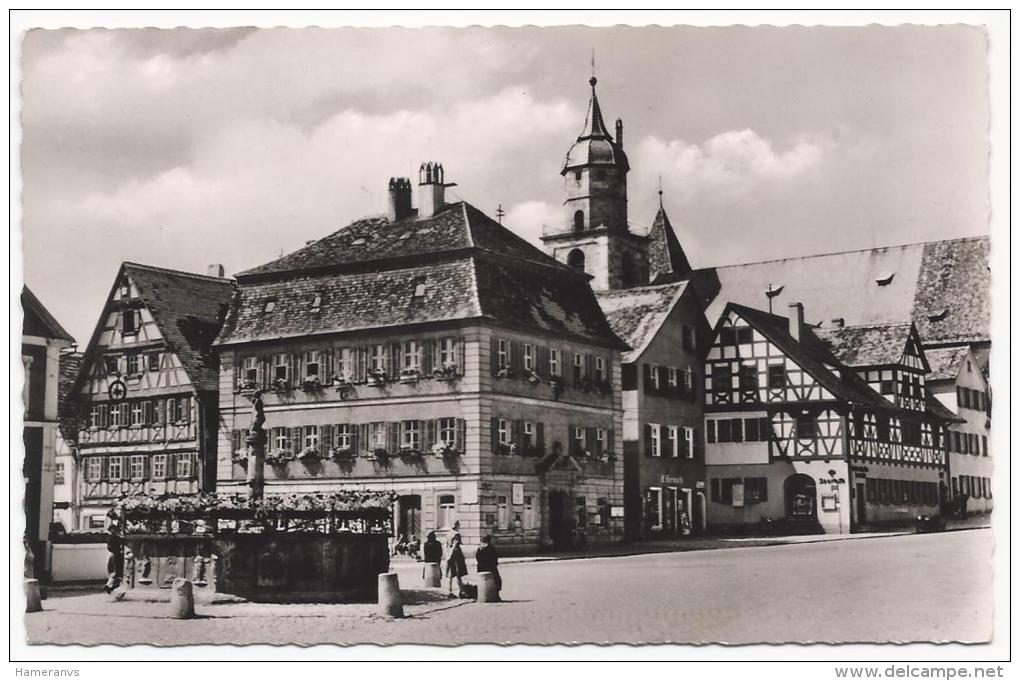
497, 495, 509, 529
523, 495, 536, 530
646, 487, 663, 530
437, 494, 456, 529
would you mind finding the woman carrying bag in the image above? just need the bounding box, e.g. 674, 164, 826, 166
445, 523, 468, 597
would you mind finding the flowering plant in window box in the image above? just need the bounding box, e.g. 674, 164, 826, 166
367, 369, 387, 386
331, 374, 350, 388
330, 447, 354, 460
496, 365, 514, 379
399, 368, 420, 384
431, 442, 455, 458
271, 377, 291, 393
299, 447, 319, 460
264, 453, 282, 465
399, 447, 422, 458
526, 370, 542, 386
433, 363, 458, 381
240, 378, 259, 392
300, 376, 321, 392
598, 452, 617, 464
373, 448, 390, 461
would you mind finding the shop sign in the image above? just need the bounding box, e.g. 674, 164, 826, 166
660, 475, 684, 485
610, 506, 625, 518
511, 483, 524, 505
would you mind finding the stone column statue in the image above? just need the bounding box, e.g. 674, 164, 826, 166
245, 390, 268, 500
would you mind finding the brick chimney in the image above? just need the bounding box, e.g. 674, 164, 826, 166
387, 177, 413, 222
418, 162, 446, 219
207, 264, 225, 278
788, 302, 804, 342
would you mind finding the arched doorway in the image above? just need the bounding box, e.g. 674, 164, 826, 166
573, 210, 585, 232
784, 474, 817, 519
567, 248, 586, 273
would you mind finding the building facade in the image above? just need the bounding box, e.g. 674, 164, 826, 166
703, 303, 955, 534
214, 167, 627, 554
22, 287, 75, 577
71, 263, 234, 528
926, 345, 992, 515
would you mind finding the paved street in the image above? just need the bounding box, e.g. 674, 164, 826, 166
26, 529, 992, 646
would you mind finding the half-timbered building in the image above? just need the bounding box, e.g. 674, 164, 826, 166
71, 263, 234, 527
703, 302, 956, 534
214, 166, 627, 554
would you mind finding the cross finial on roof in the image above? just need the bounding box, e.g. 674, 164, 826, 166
658, 175, 663, 207
590, 48, 597, 87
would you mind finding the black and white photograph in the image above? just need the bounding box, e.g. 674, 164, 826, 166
10, 9, 1010, 672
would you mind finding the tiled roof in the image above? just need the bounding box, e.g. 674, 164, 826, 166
122, 263, 235, 391
22, 287, 74, 342
816, 323, 914, 368
219, 202, 625, 349
597, 282, 690, 362
58, 352, 83, 443
647, 206, 692, 281
924, 346, 970, 382
562, 79, 629, 173
217, 259, 481, 345
682, 237, 989, 347
237, 201, 568, 279
728, 303, 894, 409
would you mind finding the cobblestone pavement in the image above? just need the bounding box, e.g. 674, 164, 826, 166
26, 529, 992, 646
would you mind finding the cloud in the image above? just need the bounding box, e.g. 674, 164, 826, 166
504, 200, 563, 246
632, 128, 829, 205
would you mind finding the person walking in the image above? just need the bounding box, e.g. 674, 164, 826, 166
445, 532, 467, 598
104, 514, 124, 593
475, 534, 502, 601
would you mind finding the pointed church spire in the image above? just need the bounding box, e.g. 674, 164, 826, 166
647, 193, 693, 281
577, 72, 613, 142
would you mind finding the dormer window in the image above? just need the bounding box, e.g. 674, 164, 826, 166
875, 273, 895, 286
412, 277, 427, 298
927, 309, 948, 322
263, 299, 276, 313
118, 279, 131, 299
310, 294, 322, 313
352, 237, 366, 245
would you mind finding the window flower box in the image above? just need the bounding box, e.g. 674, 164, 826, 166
239, 378, 259, 392
330, 447, 354, 460
366, 369, 387, 387
299, 448, 319, 461
271, 378, 291, 393
496, 366, 514, 379
526, 370, 542, 386
433, 364, 458, 381
265, 454, 282, 466
399, 447, 422, 458
331, 374, 351, 389
300, 376, 322, 392
431, 442, 453, 458
372, 448, 390, 461
399, 368, 420, 384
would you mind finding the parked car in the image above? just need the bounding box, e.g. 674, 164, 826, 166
915, 514, 947, 533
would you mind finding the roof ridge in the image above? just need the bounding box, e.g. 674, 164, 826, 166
596, 281, 688, 297
705, 235, 989, 271
123, 261, 235, 284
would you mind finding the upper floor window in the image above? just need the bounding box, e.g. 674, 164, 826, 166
439, 418, 457, 448
682, 326, 697, 352
104, 356, 119, 375
667, 367, 679, 388
739, 364, 759, 391
147, 352, 160, 372
523, 421, 536, 449
496, 339, 509, 370
242, 356, 258, 385
118, 280, 131, 298
795, 413, 817, 439
274, 354, 289, 381
573, 353, 584, 383
54, 462, 65, 486
126, 353, 140, 376
121, 310, 138, 335
648, 424, 661, 457
439, 338, 456, 368
304, 351, 320, 378
401, 420, 420, 450
567, 248, 586, 272
648, 364, 661, 391
711, 364, 731, 391
549, 349, 561, 376
595, 356, 606, 383
497, 419, 511, 446
403, 341, 419, 370
767, 364, 787, 389
523, 344, 534, 372
573, 210, 585, 233
371, 344, 387, 372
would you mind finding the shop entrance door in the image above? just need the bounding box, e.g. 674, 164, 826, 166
549, 491, 568, 549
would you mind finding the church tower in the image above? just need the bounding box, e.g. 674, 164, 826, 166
541, 74, 649, 291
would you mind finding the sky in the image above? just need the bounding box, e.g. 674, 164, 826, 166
18, 24, 991, 345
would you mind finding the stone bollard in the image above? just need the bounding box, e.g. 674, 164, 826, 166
24, 579, 42, 613
423, 562, 442, 588
477, 572, 499, 603
378, 572, 403, 618
169, 578, 195, 619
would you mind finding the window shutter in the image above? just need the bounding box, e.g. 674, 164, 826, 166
607, 429, 615, 457
584, 354, 594, 381
513, 420, 523, 448
358, 423, 370, 455
604, 355, 613, 387
536, 346, 549, 379
491, 417, 499, 453
321, 348, 334, 380
388, 422, 400, 454
490, 337, 499, 375
389, 343, 401, 377
119, 457, 128, 480
321, 424, 333, 454
455, 338, 465, 375
643, 364, 653, 394
143, 455, 150, 480
509, 341, 521, 375
233, 359, 242, 392
586, 427, 597, 455
425, 419, 437, 449
536, 422, 545, 452
181, 397, 191, 423
644, 423, 653, 456
421, 339, 435, 375
658, 366, 669, 395
289, 427, 300, 454
456, 418, 466, 453
100, 456, 108, 481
